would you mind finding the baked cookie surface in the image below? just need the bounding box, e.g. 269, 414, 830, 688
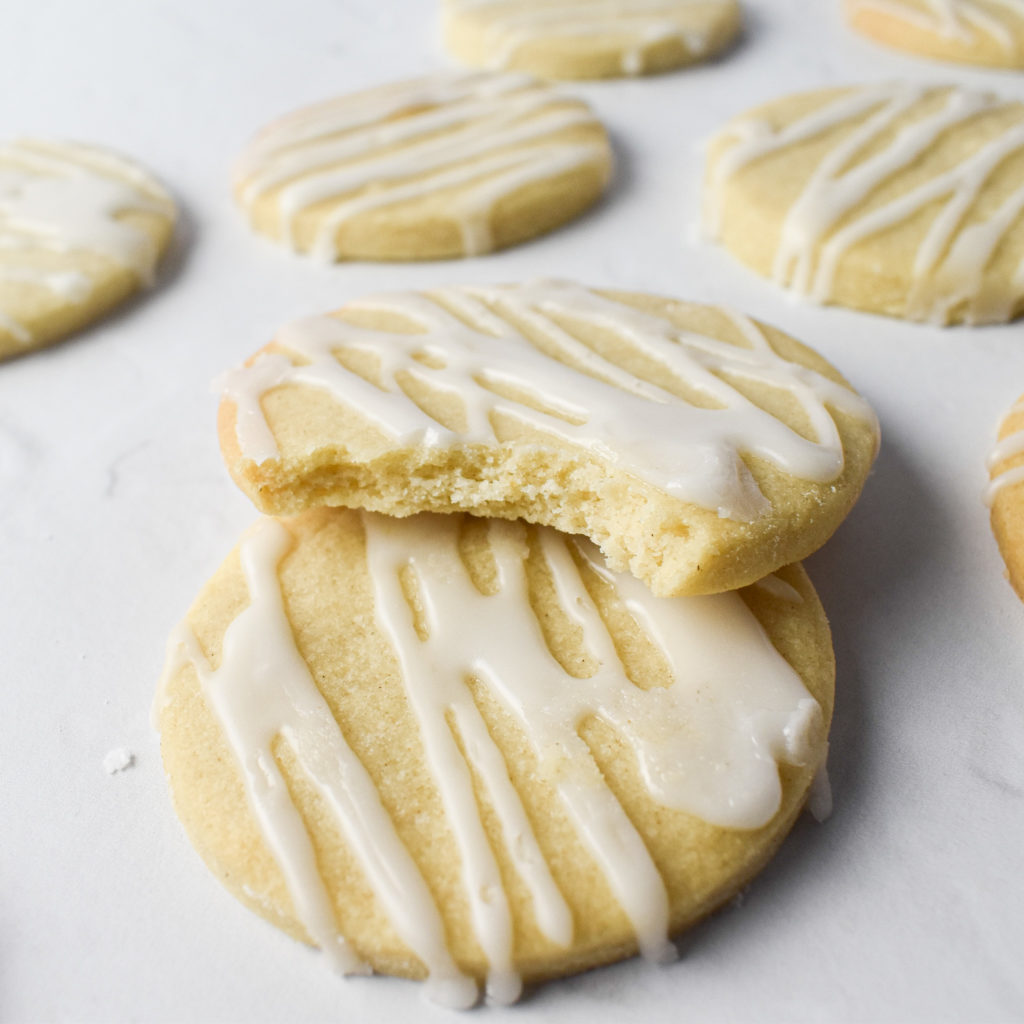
233, 72, 612, 262
157, 508, 834, 1005
845, 0, 1024, 68
704, 83, 1024, 325
216, 280, 879, 598
441, 0, 742, 79
988, 394, 1024, 600
0, 139, 175, 359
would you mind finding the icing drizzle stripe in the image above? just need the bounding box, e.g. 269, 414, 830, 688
0, 138, 172, 344
159, 512, 825, 1005
234, 72, 608, 259
987, 398, 1024, 504
848, 0, 1024, 53
159, 520, 478, 1009
706, 83, 1024, 324
219, 281, 876, 523
445, 0, 734, 74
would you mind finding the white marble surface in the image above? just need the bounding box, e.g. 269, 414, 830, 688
2, 1, 1023, 1020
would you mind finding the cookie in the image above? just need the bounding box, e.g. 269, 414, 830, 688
845, 0, 1024, 68
0, 138, 175, 359
156, 507, 834, 1005
216, 280, 879, 598
232, 72, 612, 262
704, 82, 1024, 325
988, 395, 1024, 600
441, 0, 743, 80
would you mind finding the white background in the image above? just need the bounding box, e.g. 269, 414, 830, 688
2, 1, 1023, 1020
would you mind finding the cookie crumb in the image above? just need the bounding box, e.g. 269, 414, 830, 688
103, 747, 135, 774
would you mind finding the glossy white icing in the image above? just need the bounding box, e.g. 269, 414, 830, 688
706, 83, 1024, 324
158, 519, 478, 1009
987, 398, 1024, 504
806, 751, 834, 823
848, 0, 1024, 53
159, 511, 826, 1003
445, 0, 733, 75
0, 308, 29, 344
234, 72, 608, 260
752, 573, 805, 603
219, 280, 876, 522
0, 139, 172, 344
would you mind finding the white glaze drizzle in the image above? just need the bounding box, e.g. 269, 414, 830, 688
159, 511, 825, 1003
0, 308, 29, 344
0, 139, 172, 343
986, 397, 1024, 504
752, 573, 805, 603
446, 0, 732, 74
848, 0, 1024, 53
219, 281, 876, 523
706, 83, 1024, 325
234, 72, 608, 260
158, 519, 478, 1010
806, 748, 834, 823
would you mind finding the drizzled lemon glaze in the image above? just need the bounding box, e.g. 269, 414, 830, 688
706, 83, 1024, 324
444, 0, 737, 75
848, 0, 1024, 54
0, 139, 172, 347
159, 513, 826, 1007
233, 72, 609, 260
987, 397, 1024, 503
220, 280, 876, 523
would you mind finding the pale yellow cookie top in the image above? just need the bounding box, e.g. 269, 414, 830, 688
442, 0, 743, 79
157, 508, 834, 1006
0, 138, 175, 359
233, 71, 611, 262
216, 280, 879, 597
705, 82, 1024, 325
844, 0, 1024, 67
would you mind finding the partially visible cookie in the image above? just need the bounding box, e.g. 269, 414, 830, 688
704, 82, 1024, 325
157, 508, 834, 1005
233, 72, 612, 262
441, 0, 742, 79
988, 394, 1024, 600
0, 139, 175, 359
845, 0, 1024, 68
216, 280, 879, 598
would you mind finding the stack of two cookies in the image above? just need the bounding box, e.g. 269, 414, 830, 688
156, 280, 880, 1007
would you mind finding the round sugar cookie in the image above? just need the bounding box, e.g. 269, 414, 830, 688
844, 0, 1024, 68
157, 508, 835, 1006
988, 394, 1024, 600
441, 0, 743, 80
704, 83, 1024, 325
232, 72, 612, 262
0, 138, 175, 360
216, 280, 880, 598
